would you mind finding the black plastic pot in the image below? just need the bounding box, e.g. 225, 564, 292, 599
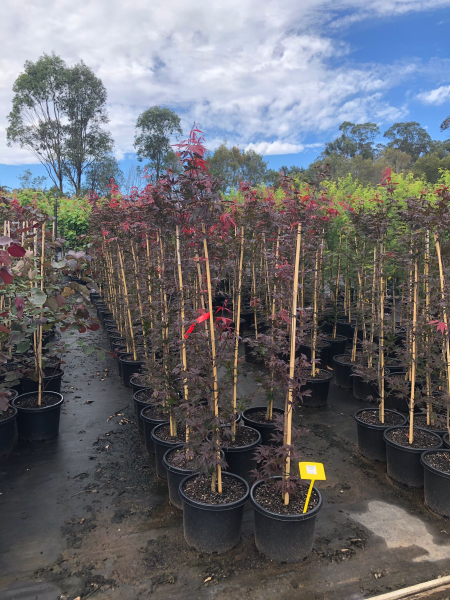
250, 477, 322, 562
332, 354, 354, 389
12, 392, 64, 441
21, 368, 63, 394
322, 335, 348, 367
354, 409, 407, 462
163, 445, 197, 510
151, 422, 183, 479
119, 354, 144, 387
6, 389, 19, 404
141, 406, 168, 455
130, 375, 152, 397
352, 367, 378, 402
336, 319, 355, 339
0, 407, 17, 456
384, 426, 442, 487
384, 360, 405, 374
99, 310, 113, 326
298, 343, 330, 368
444, 433, 450, 449
180, 472, 249, 554
242, 406, 284, 445
421, 450, 450, 517
133, 388, 154, 432
244, 335, 265, 364
221, 426, 261, 484
384, 371, 409, 412
110, 336, 125, 351
300, 371, 333, 408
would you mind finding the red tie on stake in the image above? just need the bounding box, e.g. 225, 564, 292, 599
185, 312, 210, 338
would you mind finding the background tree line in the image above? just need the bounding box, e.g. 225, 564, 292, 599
5, 53, 450, 196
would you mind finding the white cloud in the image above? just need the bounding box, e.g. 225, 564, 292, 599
246, 142, 308, 155
0, 0, 449, 165
417, 85, 450, 105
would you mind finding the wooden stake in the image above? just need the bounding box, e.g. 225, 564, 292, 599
117, 246, 137, 361
232, 227, 245, 438
409, 256, 419, 444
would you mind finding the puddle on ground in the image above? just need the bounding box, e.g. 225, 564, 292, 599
351, 500, 449, 562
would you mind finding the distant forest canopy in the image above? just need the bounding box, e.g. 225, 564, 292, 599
3, 54, 450, 196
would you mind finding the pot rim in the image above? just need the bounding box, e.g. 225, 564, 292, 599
383, 426, 443, 453
0, 405, 18, 425
130, 375, 152, 387
321, 334, 348, 342
163, 444, 198, 475
179, 472, 249, 511
332, 354, 353, 366
119, 353, 145, 365
140, 405, 168, 424
301, 370, 333, 383
12, 391, 64, 413
133, 389, 155, 403
23, 367, 64, 381
220, 424, 262, 452
250, 477, 323, 522
354, 408, 406, 430
151, 421, 184, 446
420, 449, 450, 479
242, 406, 284, 429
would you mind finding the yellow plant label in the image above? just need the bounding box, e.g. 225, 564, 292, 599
299, 461, 326, 481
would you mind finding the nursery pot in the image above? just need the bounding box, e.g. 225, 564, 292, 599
444, 433, 450, 449
351, 367, 378, 402
141, 406, 169, 455
250, 477, 323, 563
332, 354, 354, 389
298, 342, 330, 369
221, 425, 261, 484
110, 336, 125, 351
384, 370, 409, 412
336, 319, 355, 339
119, 353, 144, 387
12, 392, 64, 441
133, 388, 154, 432
322, 335, 348, 367
179, 472, 249, 554
151, 422, 183, 479
21, 368, 64, 394
300, 370, 333, 408
383, 426, 442, 488
354, 408, 407, 462
0, 406, 18, 457
421, 450, 450, 517
130, 375, 152, 397
242, 406, 284, 446
163, 445, 198, 510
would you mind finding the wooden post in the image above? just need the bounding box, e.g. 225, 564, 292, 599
283, 223, 302, 506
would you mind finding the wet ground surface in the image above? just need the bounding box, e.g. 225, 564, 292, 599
1, 327, 450, 600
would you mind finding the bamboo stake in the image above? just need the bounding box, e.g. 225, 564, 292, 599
175, 226, 189, 442
433, 234, 450, 435
312, 247, 320, 378
379, 240, 385, 424
424, 231, 432, 425
268, 229, 280, 421
283, 223, 302, 506
131, 243, 149, 360
37, 223, 45, 407
117, 247, 137, 361
232, 227, 245, 438
409, 255, 419, 444
202, 225, 222, 494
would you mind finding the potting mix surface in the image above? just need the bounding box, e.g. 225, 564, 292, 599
1, 327, 450, 600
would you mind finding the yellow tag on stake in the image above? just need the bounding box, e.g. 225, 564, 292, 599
299, 462, 326, 514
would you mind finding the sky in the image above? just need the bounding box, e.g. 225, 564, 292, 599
1, 0, 450, 190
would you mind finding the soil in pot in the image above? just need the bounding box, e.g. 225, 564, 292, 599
151, 422, 186, 479
221, 425, 261, 484
421, 450, 450, 517
0, 406, 18, 457
354, 408, 406, 462
251, 478, 322, 562
180, 472, 249, 554
299, 369, 332, 408
413, 414, 448, 434
242, 406, 284, 446
12, 392, 64, 441
384, 426, 442, 488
